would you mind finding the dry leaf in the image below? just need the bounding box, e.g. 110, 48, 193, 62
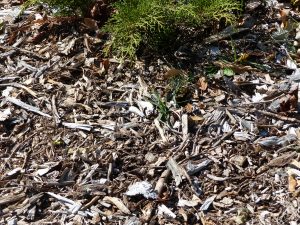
164, 68, 182, 80
198, 77, 208, 91
190, 115, 204, 122
279, 85, 298, 112
280, 8, 290, 29
83, 18, 98, 30
198, 102, 206, 109
288, 174, 297, 192
185, 103, 193, 113
102, 58, 110, 72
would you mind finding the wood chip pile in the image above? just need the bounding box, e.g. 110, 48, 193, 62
1, 1, 300, 224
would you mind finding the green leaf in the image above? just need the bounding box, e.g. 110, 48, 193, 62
223, 68, 235, 76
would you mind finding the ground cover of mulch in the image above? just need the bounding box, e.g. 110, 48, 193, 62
1, 0, 300, 224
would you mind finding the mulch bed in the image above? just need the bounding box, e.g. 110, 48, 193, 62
1, 0, 300, 224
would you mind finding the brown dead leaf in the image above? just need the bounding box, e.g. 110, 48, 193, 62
8, 31, 17, 45
83, 18, 98, 30
279, 84, 298, 112
287, 160, 300, 193
190, 115, 204, 122
198, 102, 206, 109
280, 8, 290, 29
185, 103, 193, 113
164, 68, 182, 80
102, 58, 110, 72
288, 174, 297, 192
29, 31, 47, 43
197, 77, 208, 91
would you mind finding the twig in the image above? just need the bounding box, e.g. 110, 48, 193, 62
51, 95, 61, 125
253, 109, 300, 123
154, 118, 167, 142
212, 130, 235, 147
227, 106, 300, 123
155, 169, 171, 196
277, 143, 299, 153
82, 196, 101, 210
0, 46, 47, 60
0, 83, 37, 97
0, 193, 26, 206
62, 122, 92, 131
192, 125, 203, 155
6, 97, 52, 118
167, 157, 183, 186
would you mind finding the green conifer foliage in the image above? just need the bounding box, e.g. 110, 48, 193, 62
102, 0, 241, 60
22, 0, 241, 60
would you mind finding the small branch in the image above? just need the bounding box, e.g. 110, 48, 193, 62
6, 97, 52, 118
253, 109, 300, 124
